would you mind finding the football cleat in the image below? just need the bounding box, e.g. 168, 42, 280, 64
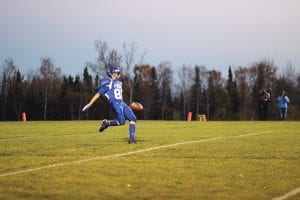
128, 139, 137, 144
99, 119, 108, 132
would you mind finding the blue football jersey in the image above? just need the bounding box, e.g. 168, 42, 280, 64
98, 77, 123, 104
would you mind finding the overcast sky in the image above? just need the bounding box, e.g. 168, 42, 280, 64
0, 0, 299, 76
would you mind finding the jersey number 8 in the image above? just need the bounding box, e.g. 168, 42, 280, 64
114, 88, 122, 100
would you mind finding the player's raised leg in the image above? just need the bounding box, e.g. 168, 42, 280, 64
99, 119, 120, 132
99, 103, 124, 132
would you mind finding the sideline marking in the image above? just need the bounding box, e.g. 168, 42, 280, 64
1, 136, 35, 140
0, 132, 95, 141
0, 131, 266, 177
272, 187, 300, 200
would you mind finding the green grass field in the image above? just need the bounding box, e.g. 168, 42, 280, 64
0, 121, 300, 200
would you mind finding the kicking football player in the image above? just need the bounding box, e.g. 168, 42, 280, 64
82, 66, 137, 144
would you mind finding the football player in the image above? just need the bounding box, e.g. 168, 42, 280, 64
257, 89, 271, 120
277, 90, 290, 120
82, 66, 137, 144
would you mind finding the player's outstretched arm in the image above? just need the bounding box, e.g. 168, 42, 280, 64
82, 93, 100, 112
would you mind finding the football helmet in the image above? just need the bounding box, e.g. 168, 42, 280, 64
107, 66, 120, 78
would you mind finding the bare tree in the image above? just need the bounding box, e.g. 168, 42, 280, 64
281, 61, 297, 83
39, 57, 61, 120
249, 60, 277, 92
123, 41, 137, 103
123, 41, 148, 103
87, 40, 122, 76
132, 64, 154, 119
177, 65, 193, 119
248, 60, 277, 119
1, 58, 17, 120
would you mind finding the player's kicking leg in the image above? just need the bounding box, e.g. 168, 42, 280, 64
99, 119, 120, 132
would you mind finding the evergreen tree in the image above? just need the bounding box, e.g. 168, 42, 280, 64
149, 67, 161, 120
207, 70, 229, 120
82, 67, 93, 119
226, 66, 240, 119
157, 62, 173, 120
26, 77, 44, 120
190, 66, 201, 119
11, 70, 25, 120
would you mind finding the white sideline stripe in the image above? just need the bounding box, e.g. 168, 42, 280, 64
0, 131, 266, 177
272, 187, 300, 200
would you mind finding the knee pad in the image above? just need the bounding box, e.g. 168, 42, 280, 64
118, 118, 126, 125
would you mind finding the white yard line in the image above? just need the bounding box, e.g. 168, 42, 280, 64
0, 131, 266, 177
272, 187, 300, 200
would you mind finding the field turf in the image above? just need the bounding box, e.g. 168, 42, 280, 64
0, 121, 300, 200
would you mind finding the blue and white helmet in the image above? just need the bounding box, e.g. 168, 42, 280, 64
107, 66, 120, 78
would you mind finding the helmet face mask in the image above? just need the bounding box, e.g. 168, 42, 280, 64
108, 66, 121, 79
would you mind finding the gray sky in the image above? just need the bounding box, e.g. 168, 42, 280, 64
1, 0, 299, 76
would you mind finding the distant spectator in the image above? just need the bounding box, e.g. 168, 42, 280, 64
277, 90, 290, 120
257, 89, 271, 120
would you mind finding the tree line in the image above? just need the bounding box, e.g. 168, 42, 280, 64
1, 41, 300, 121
